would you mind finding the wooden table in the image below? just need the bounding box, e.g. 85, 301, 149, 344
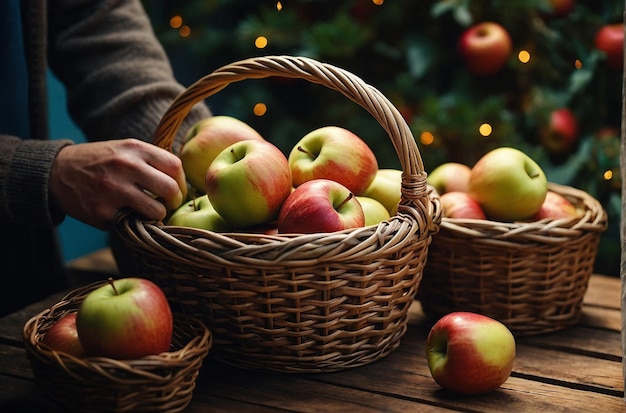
1, 249, 624, 412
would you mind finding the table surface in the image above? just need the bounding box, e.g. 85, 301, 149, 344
1, 248, 624, 412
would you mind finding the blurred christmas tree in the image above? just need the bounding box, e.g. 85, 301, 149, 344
143, 0, 623, 275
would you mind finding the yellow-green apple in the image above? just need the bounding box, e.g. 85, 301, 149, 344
458, 22, 512, 76
531, 191, 580, 220
427, 162, 471, 195
41, 312, 85, 358
468, 147, 547, 221
206, 140, 292, 228
166, 194, 231, 232
425, 312, 516, 395
440, 192, 487, 220
277, 179, 365, 234
594, 23, 624, 71
288, 126, 378, 195
76, 278, 173, 359
540, 108, 579, 154
361, 168, 402, 216
356, 196, 391, 226
180, 116, 265, 192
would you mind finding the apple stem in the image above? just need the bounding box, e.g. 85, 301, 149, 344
336, 192, 354, 210
107, 277, 119, 296
297, 145, 315, 158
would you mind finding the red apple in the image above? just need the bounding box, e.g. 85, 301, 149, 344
288, 126, 378, 195
540, 108, 579, 154
440, 191, 487, 220
543, 0, 576, 18
427, 162, 472, 195
277, 179, 365, 234
206, 140, 292, 228
594, 23, 624, 71
425, 312, 516, 395
532, 191, 580, 220
76, 278, 173, 359
458, 22, 512, 76
180, 116, 266, 193
41, 312, 85, 358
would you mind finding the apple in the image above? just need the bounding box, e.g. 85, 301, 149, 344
180, 116, 265, 193
166, 194, 231, 232
277, 179, 365, 234
594, 23, 624, 71
41, 312, 85, 358
543, 0, 576, 18
468, 147, 547, 221
458, 22, 512, 76
540, 108, 579, 154
361, 168, 402, 216
440, 191, 487, 220
206, 140, 292, 228
425, 312, 516, 395
76, 278, 173, 359
288, 126, 378, 195
532, 190, 580, 220
427, 162, 471, 195
356, 196, 391, 226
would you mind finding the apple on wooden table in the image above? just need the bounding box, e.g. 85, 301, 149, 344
425, 312, 516, 395
277, 179, 365, 234
458, 22, 512, 76
41, 312, 85, 358
206, 139, 292, 229
468, 147, 547, 221
288, 126, 378, 195
76, 278, 173, 359
180, 115, 265, 193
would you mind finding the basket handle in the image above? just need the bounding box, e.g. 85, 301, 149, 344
153, 55, 431, 215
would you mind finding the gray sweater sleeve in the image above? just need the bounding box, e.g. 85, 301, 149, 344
0, 0, 210, 227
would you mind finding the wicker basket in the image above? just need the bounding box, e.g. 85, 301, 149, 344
418, 182, 607, 336
112, 55, 441, 373
23, 282, 212, 413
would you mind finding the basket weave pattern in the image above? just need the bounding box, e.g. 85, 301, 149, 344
23, 282, 212, 413
114, 55, 441, 372
418, 183, 607, 336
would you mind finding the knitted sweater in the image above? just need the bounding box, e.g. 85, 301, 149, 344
0, 0, 211, 314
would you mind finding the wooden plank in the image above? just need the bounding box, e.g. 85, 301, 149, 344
584, 274, 621, 309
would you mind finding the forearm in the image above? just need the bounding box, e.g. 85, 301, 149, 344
0, 135, 73, 226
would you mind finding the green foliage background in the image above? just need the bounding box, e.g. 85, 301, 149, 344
143, 0, 623, 275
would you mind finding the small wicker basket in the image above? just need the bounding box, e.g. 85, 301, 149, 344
23, 281, 212, 413
113, 55, 441, 373
418, 182, 607, 336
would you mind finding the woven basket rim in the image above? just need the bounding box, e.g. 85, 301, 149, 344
434, 182, 607, 246
23, 281, 212, 375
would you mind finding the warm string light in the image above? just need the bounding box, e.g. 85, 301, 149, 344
277, 1, 282, 11
169, 15, 190, 37
518, 50, 531, 64
255, 36, 268, 48
253, 103, 267, 116
420, 131, 434, 145
372, 0, 384, 5
479, 123, 492, 137
604, 170, 613, 180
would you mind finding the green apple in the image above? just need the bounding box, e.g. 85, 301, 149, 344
76, 278, 173, 359
166, 195, 231, 232
356, 196, 391, 226
425, 311, 516, 395
288, 126, 378, 195
180, 116, 265, 193
468, 147, 547, 221
427, 162, 471, 195
277, 179, 365, 234
361, 168, 402, 216
206, 140, 292, 228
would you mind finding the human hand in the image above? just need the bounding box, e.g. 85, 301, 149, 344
50, 138, 187, 229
